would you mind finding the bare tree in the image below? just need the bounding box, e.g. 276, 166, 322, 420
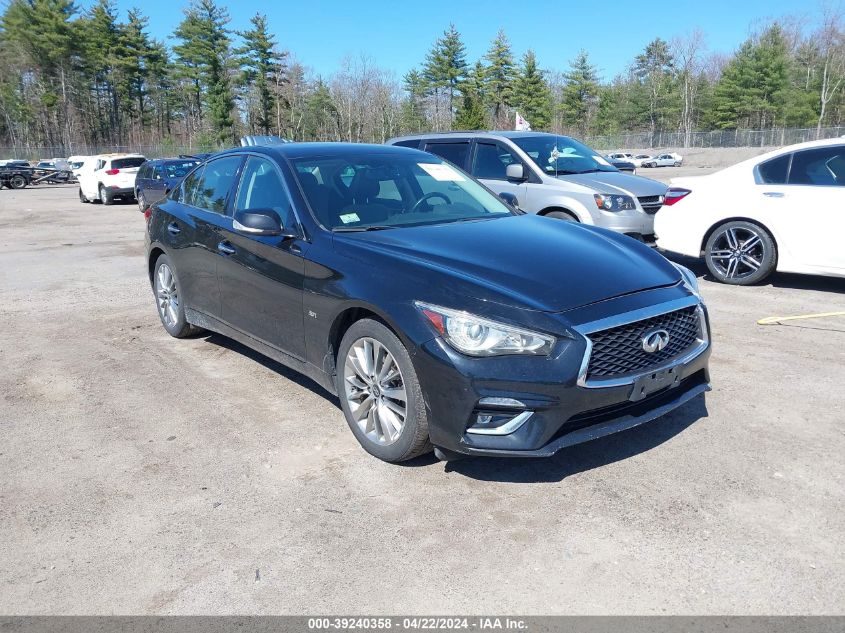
814, 6, 845, 134
672, 29, 707, 147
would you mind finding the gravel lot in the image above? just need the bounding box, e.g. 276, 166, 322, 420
1, 184, 843, 615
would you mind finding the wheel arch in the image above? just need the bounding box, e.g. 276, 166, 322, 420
538, 206, 580, 221
147, 246, 166, 283
701, 216, 780, 256
325, 302, 409, 377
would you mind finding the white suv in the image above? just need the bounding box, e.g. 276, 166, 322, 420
79, 154, 146, 205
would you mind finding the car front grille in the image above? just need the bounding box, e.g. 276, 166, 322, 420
638, 195, 664, 214
585, 306, 701, 380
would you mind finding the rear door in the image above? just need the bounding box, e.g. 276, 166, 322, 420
421, 140, 471, 170
216, 155, 308, 359
772, 145, 845, 270
162, 156, 245, 319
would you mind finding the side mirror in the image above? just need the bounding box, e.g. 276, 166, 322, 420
498, 192, 519, 208
505, 163, 526, 181
233, 208, 294, 238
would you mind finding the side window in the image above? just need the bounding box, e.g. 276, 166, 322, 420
192, 155, 243, 213
788, 146, 845, 187
176, 165, 204, 204
235, 156, 295, 229
95, 159, 105, 171
424, 142, 469, 169
152, 165, 164, 180
757, 154, 790, 185
472, 143, 519, 180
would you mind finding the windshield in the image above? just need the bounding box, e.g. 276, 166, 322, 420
163, 161, 199, 179
290, 153, 513, 230
511, 135, 618, 175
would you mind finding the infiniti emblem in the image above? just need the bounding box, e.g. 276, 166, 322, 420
642, 328, 670, 353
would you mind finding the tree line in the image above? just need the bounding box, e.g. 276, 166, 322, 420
1, 0, 843, 154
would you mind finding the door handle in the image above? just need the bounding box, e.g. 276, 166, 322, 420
167, 222, 181, 234
290, 243, 302, 255
763, 191, 785, 198
217, 241, 236, 255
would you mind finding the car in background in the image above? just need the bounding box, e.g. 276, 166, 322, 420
655, 138, 845, 284
78, 153, 146, 205
146, 142, 710, 463
644, 153, 683, 168
388, 131, 667, 242
135, 157, 201, 211
605, 155, 637, 173
0, 159, 31, 169
0, 164, 32, 189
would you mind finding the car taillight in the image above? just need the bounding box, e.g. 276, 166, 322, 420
143, 208, 152, 223
663, 187, 691, 206
105, 168, 120, 175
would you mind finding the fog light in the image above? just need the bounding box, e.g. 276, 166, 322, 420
466, 410, 533, 436
478, 397, 525, 408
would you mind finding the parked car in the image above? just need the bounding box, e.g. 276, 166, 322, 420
135, 157, 201, 211
605, 155, 637, 173
0, 159, 31, 169
388, 132, 667, 241
655, 138, 845, 284
78, 153, 146, 205
644, 153, 683, 167
632, 154, 653, 167
146, 143, 711, 462
0, 164, 32, 189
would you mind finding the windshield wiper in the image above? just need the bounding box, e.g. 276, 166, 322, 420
332, 225, 394, 232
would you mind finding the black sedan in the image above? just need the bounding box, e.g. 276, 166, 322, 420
145, 143, 711, 462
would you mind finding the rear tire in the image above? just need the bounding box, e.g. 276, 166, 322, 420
546, 210, 578, 222
336, 319, 432, 463
152, 254, 203, 338
137, 192, 147, 212
704, 220, 777, 285
100, 184, 113, 206
9, 174, 27, 189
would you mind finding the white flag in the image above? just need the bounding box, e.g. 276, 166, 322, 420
514, 111, 531, 131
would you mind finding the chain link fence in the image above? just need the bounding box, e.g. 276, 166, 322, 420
585, 126, 845, 150
3, 126, 845, 159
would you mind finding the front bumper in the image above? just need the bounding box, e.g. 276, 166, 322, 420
412, 293, 711, 458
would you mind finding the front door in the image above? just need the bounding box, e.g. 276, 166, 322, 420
470, 141, 529, 207
217, 155, 308, 360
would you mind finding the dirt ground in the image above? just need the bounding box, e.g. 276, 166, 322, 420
628, 146, 777, 183
1, 184, 843, 615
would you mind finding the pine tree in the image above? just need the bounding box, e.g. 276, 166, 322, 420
174, 0, 235, 144
455, 61, 488, 129
237, 13, 286, 135
511, 50, 552, 130
483, 29, 515, 123
423, 23, 467, 126
402, 68, 429, 132
559, 50, 599, 134
633, 38, 676, 139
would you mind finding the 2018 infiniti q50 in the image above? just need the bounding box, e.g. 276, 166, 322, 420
144, 143, 711, 462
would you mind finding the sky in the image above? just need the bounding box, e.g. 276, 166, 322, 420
113, 0, 834, 81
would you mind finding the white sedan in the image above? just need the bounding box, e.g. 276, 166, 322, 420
643, 153, 683, 167
655, 138, 845, 285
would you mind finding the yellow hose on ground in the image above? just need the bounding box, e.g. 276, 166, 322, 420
757, 311, 845, 325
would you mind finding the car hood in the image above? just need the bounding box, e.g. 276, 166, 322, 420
556, 171, 667, 196
333, 215, 681, 313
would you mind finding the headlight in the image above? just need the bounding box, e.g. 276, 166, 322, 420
594, 193, 636, 211
673, 262, 700, 297
415, 302, 555, 357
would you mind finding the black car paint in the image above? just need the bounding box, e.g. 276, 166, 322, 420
146, 143, 709, 457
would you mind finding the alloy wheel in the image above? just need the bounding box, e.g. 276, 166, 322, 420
708, 226, 765, 281
155, 262, 179, 328
343, 337, 407, 446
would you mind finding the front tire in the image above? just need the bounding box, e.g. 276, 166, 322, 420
100, 184, 113, 206
336, 319, 432, 462
152, 254, 202, 338
704, 220, 777, 285
546, 210, 578, 222
9, 174, 27, 189
137, 192, 146, 212
79, 187, 89, 203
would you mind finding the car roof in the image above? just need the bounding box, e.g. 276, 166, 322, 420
214, 142, 434, 161
146, 157, 202, 164
389, 131, 574, 143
